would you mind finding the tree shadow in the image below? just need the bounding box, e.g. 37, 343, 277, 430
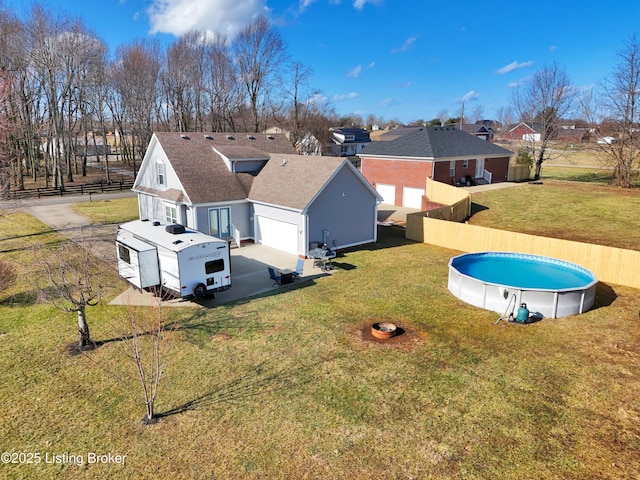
155, 360, 312, 419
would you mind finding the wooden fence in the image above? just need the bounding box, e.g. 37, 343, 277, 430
3, 178, 134, 201
406, 217, 640, 289
406, 178, 471, 239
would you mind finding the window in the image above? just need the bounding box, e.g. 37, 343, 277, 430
462, 160, 469, 169
205, 259, 225, 274
165, 204, 177, 223
156, 162, 165, 185
449, 160, 455, 177
118, 245, 131, 264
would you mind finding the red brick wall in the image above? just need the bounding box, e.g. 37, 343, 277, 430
484, 157, 510, 182
361, 157, 432, 206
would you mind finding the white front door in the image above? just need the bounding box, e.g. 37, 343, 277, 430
475, 158, 485, 178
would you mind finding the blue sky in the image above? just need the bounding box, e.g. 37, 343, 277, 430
5, 0, 640, 124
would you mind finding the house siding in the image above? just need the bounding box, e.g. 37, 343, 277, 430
361, 157, 432, 206
307, 166, 378, 250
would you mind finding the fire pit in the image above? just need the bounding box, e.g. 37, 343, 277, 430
371, 322, 397, 339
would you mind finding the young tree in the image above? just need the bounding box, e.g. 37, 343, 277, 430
34, 237, 108, 350
598, 34, 640, 188
511, 63, 575, 180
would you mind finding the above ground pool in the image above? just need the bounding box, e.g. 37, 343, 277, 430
448, 252, 598, 319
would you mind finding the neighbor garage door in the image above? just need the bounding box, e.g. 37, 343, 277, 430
255, 216, 298, 255
376, 184, 396, 205
402, 187, 425, 209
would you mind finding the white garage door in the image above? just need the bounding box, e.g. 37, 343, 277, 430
256, 216, 298, 255
376, 184, 396, 205
403, 187, 425, 209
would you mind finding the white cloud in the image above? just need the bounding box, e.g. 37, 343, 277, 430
496, 60, 533, 75
148, 0, 270, 39
367, 61, 375, 69
332, 92, 358, 101
353, 0, 383, 10
549, 45, 558, 52
507, 77, 530, 88
391, 35, 418, 54
459, 90, 480, 102
347, 65, 362, 78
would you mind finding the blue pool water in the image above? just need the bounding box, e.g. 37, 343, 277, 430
451, 252, 595, 290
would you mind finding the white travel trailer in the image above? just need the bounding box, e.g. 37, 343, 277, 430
116, 219, 231, 299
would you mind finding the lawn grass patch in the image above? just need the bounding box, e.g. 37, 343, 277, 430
469, 180, 640, 250
0, 202, 639, 479
72, 197, 139, 225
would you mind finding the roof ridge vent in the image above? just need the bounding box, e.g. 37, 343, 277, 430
180, 134, 190, 140
267, 135, 275, 140
247, 135, 256, 140
204, 134, 214, 140
226, 134, 235, 140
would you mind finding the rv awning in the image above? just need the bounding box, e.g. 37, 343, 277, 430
116, 236, 156, 253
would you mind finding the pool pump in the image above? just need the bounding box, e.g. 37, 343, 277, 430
516, 303, 530, 323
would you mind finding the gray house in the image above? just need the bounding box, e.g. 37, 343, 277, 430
133, 132, 382, 257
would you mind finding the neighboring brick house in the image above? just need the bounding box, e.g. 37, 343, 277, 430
507, 122, 540, 141
357, 126, 513, 209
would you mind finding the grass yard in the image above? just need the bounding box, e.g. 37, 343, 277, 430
0, 188, 639, 479
469, 180, 640, 251
72, 197, 139, 225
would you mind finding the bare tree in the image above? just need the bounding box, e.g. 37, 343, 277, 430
511, 63, 575, 180
110, 39, 162, 173
160, 31, 208, 132
205, 35, 241, 132
598, 34, 640, 188
436, 109, 448, 126
495, 106, 515, 133
233, 16, 288, 133
471, 104, 484, 123
34, 237, 108, 350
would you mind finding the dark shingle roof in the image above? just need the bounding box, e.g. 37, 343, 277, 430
249, 154, 345, 210
359, 126, 512, 159
151, 132, 296, 204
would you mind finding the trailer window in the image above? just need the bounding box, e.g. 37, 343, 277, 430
118, 245, 131, 264
205, 259, 225, 274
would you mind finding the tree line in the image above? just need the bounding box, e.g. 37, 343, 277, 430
0, 5, 335, 193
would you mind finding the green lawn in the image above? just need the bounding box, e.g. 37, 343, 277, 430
469, 180, 640, 250
72, 197, 139, 225
0, 192, 639, 479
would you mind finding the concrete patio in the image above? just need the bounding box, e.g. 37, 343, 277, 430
109, 243, 329, 307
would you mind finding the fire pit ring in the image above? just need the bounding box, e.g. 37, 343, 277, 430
371, 322, 397, 339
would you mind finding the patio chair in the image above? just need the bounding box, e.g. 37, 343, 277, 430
292, 259, 305, 281
268, 267, 282, 286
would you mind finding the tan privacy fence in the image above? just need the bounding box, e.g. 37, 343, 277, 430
406, 216, 640, 289
420, 178, 471, 223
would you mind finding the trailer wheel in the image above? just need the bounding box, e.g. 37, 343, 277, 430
193, 283, 207, 299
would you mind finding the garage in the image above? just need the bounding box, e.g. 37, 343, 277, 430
376, 184, 396, 205
255, 215, 299, 255
402, 187, 425, 209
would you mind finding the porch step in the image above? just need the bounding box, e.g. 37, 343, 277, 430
228, 239, 238, 249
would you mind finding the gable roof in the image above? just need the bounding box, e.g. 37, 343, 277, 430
142, 132, 296, 204
249, 154, 361, 210
359, 126, 512, 160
